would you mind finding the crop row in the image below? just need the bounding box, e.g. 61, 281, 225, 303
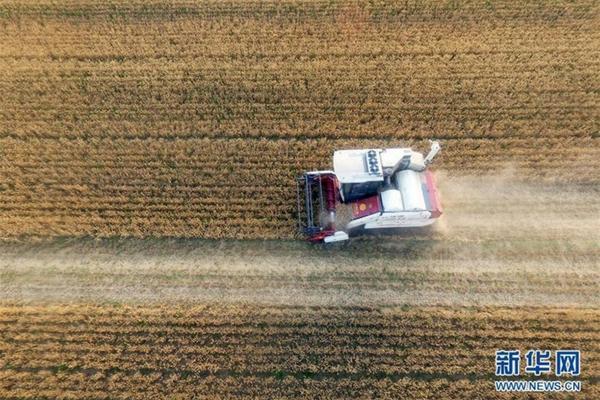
3, 304, 597, 323
1, 306, 597, 332
2, 334, 597, 362
0, 0, 594, 19
1, 136, 596, 162
1, 306, 598, 344
0, 352, 502, 376
0, 373, 548, 400
0, 217, 594, 240
4, 322, 598, 343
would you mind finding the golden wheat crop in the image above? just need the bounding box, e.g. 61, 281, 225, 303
0, 0, 598, 239
0, 305, 598, 399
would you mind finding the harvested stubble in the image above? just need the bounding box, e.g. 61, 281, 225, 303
0, 0, 599, 238
0, 304, 598, 399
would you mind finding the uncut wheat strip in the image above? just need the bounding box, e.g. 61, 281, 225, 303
4, 339, 594, 360
0, 225, 287, 239
1, 89, 595, 124
0, 188, 293, 202
0, 215, 291, 226
1, 367, 597, 396
3, 331, 596, 351
0, 35, 595, 61
3, 322, 598, 347
1, 55, 596, 136
3, 82, 588, 103
1, 303, 597, 321
4, 346, 596, 377
1, 346, 597, 377
0, 208, 292, 218
4, 317, 597, 342
1, 1, 596, 22
2, 339, 597, 367
3, 312, 598, 338
0, 219, 290, 239
1, 48, 595, 89
0, 350, 522, 374
2, 121, 595, 140
1, 143, 597, 185
1, 109, 594, 139
0, 0, 595, 12
1, 136, 596, 155
0, 194, 292, 207
2, 52, 594, 83
2, 349, 596, 381
3, 325, 598, 352
0, 199, 301, 212
1, 304, 597, 324
1, 137, 596, 162
0, 385, 591, 400
2, 139, 596, 162
0, 359, 580, 379
0, 374, 542, 400
2, 145, 598, 171
1, 127, 596, 141
11, 333, 590, 353
2, 304, 598, 326
2, 8, 596, 57
2, 64, 593, 97
3, 31, 590, 64
0, 216, 291, 227
1, 4, 596, 53
1, 55, 597, 78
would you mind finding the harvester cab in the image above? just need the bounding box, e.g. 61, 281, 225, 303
297, 141, 443, 243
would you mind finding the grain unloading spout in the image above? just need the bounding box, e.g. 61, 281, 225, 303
424, 140, 441, 166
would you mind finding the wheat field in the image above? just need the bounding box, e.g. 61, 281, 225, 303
1, 305, 598, 399
1, 172, 598, 397
0, 1, 599, 398
0, 0, 599, 238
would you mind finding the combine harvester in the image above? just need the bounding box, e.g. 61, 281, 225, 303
297, 141, 442, 243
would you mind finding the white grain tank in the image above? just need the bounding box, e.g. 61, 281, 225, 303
380, 188, 403, 212
395, 170, 426, 211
